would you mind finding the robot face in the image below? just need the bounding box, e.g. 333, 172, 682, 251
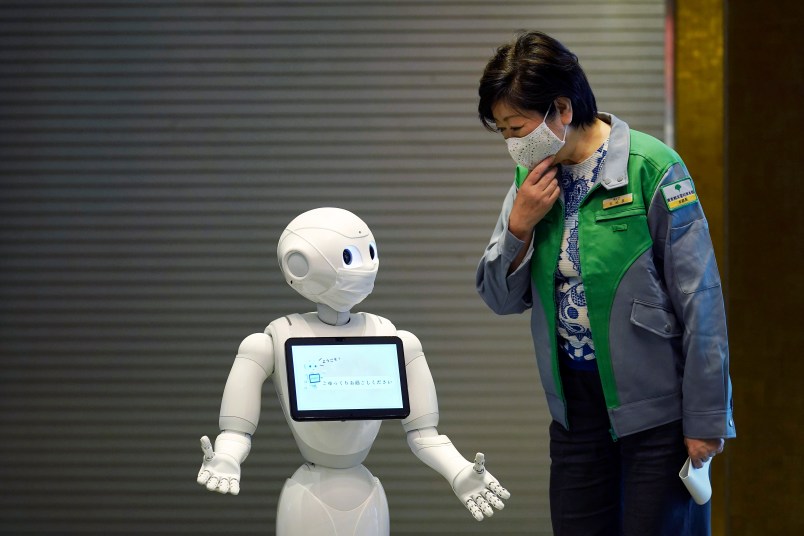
277, 208, 379, 312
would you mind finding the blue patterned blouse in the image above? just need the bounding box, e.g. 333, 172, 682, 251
556, 138, 609, 367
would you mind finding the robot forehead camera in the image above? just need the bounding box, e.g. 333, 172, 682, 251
277, 208, 379, 310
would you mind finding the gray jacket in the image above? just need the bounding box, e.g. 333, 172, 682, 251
476, 113, 735, 440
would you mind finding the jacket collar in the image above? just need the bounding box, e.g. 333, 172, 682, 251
596, 112, 630, 191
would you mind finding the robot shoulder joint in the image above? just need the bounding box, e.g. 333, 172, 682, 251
237, 332, 275, 376
397, 330, 424, 366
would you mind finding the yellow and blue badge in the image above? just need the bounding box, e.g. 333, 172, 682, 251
661, 178, 699, 211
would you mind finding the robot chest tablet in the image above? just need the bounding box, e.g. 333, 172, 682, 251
284, 336, 411, 422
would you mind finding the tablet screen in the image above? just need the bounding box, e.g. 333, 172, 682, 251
284, 336, 410, 421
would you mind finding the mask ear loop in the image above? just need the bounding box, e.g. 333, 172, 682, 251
543, 102, 554, 125
545, 101, 569, 142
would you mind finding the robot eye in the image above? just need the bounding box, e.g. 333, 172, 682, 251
369, 243, 377, 260
342, 246, 362, 267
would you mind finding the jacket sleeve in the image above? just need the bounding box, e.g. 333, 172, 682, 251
475, 182, 534, 315
648, 163, 736, 440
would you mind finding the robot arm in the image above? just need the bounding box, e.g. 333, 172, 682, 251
398, 330, 510, 521
197, 332, 274, 495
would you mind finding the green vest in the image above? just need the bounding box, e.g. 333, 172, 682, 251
515, 131, 676, 411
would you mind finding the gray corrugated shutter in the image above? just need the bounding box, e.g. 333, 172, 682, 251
0, 1, 666, 534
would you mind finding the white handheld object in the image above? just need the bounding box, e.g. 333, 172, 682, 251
679, 457, 712, 505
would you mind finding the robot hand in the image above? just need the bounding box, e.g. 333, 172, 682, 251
452, 453, 511, 521
196, 434, 248, 495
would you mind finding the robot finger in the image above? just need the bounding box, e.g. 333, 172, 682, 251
474, 494, 494, 517
489, 481, 511, 500
465, 499, 485, 522
205, 476, 220, 492
216, 478, 230, 494
197, 469, 211, 485
483, 489, 505, 510
473, 452, 486, 474
200, 436, 215, 462
229, 478, 240, 496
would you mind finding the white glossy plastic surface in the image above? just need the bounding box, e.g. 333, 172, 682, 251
197, 208, 510, 534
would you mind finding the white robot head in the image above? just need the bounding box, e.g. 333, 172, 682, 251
277, 208, 379, 312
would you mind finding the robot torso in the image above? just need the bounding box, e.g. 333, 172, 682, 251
266, 312, 398, 469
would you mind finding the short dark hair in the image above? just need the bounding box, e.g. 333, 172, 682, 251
478, 31, 598, 131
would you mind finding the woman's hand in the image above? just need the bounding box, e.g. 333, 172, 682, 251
508, 156, 560, 240
684, 437, 725, 469
505, 156, 560, 275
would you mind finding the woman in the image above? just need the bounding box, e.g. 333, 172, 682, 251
475, 31, 735, 535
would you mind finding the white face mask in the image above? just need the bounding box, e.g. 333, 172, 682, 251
505, 104, 567, 170
319, 268, 376, 312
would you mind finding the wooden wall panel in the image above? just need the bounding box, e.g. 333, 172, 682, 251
724, 1, 804, 535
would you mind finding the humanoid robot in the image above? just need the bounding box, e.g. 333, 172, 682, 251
196, 207, 510, 535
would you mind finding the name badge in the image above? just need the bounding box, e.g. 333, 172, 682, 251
603, 193, 633, 209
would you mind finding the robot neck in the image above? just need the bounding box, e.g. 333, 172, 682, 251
316, 303, 351, 326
